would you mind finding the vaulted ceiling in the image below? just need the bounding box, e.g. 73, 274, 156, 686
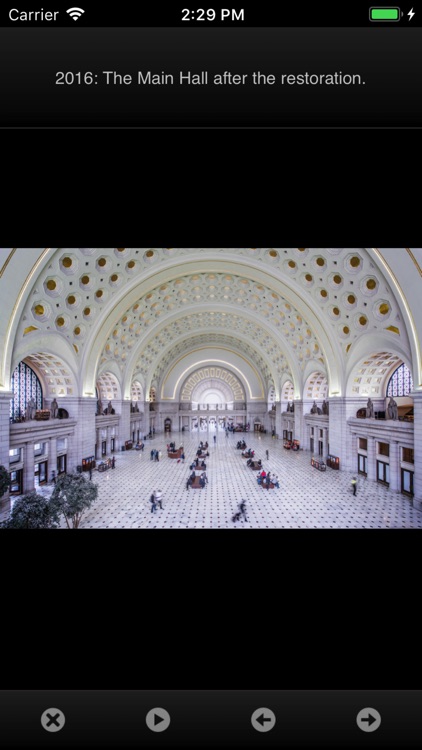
1, 248, 420, 400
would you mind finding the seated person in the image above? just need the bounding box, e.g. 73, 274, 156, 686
200, 461, 206, 469
247, 458, 252, 466
199, 476, 205, 488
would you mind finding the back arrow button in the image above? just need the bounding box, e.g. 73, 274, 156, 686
251, 708, 276, 733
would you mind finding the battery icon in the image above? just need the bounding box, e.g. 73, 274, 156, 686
369, 7, 401, 20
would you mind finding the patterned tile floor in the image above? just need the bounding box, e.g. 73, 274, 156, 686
15, 432, 422, 528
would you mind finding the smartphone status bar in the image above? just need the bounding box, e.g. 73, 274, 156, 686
1, 2, 419, 26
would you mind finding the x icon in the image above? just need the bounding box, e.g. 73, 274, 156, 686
46, 713, 61, 727
41, 708, 65, 733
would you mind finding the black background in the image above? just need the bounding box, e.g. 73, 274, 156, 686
1, 4, 421, 738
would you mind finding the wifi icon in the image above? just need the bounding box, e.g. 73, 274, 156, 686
66, 7, 85, 20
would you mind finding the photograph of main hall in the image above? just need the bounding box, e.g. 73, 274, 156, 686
0, 248, 421, 529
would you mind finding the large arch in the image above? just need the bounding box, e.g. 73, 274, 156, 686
78, 258, 343, 396
122, 323, 296, 402
160, 349, 263, 402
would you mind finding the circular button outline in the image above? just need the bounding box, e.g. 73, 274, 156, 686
41, 708, 66, 733
251, 707, 276, 733
356, 707, 381, 733
146, 707, 171, 733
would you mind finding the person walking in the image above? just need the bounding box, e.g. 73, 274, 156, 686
158, 450, 162, 462
266, 449, 269, 460
181, 452, 185, 464
155, 490, 164, 509
51, 470, 56, 484
150, 449, 154, 461
351, 477, 357, 496
149, 492, 157, 513
111, 456, 115, 469
239, 500, 247, 521
88, 467, 92, 480
213, 435, 216, 444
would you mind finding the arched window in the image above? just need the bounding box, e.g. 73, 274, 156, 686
149, 387, 156, 402
10, 362, 43, 422
387, 363, 413, 397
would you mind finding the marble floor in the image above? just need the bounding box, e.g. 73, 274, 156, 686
14, 432, 422, 528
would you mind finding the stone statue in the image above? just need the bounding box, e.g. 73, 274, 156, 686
50, 398, 58, 419
366, 398, 374, 419
310, 401, 318, 414
322, 400, 329, 415
106, 400, 114, 415
287, 401, 294, 413
97, 398, 103, 416
26, 397, 36, 420
387, 397, 398, 420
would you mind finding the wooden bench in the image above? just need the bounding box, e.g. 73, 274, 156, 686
261, 481, 275, 490
248, 461, 262, 470
190, 476, 206, 489
168, 448, 183, 459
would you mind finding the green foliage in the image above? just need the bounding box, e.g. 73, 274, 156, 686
0, 465, 11, 499
0, 492, 60, 529
49, 472, 98, 529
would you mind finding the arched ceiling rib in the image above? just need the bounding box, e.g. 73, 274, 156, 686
142, 332, 279, 394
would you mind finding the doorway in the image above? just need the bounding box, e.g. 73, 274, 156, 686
35, 460, 48, 486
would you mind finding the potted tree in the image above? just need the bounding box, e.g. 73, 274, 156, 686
49, 472, 98, 528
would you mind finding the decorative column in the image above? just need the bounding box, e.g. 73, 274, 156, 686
388, 440, 399, 493
367, 436, 376, 482
294, 400, 304, 447
119, 400, 131, 444
105, 426, 111, 455
49, 437, 57, 482
23, 441, 35, 494
64, 396, 97, 468
328, 397, 349, 469
322, 428, 328, 459
412, 390, 422, 510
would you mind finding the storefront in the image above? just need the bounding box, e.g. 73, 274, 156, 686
376, 441, 390, 486
9, 468, 23, 495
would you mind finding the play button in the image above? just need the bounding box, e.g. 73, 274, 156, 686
146, 708, 171, 733
356, 707, 381, 733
